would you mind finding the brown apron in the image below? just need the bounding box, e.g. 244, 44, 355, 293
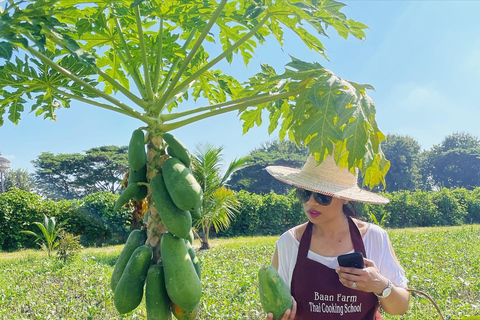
290, 217, 383, 320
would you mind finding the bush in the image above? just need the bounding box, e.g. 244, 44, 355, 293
0, 189, 131, 250
56, 230, 82, 262
0, 188, 56, 250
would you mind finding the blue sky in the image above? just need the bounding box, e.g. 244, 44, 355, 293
2, 1, 480, 173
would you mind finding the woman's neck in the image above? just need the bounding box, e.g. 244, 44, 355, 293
312, 212, 349, 239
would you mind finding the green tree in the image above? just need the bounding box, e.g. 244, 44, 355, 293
32, 146, 128, 200
1, 0, 389, 271
381, 134, 422, 192
229, 139, 309, 194
191, 142, 248, 249
423, 132, 480, 190
4, 167, 34, 192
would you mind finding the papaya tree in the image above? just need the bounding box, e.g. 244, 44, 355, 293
0, 0, 390, 316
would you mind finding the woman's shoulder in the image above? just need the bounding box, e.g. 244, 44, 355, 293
277, 223, 308, 246
351, 218, 389, 243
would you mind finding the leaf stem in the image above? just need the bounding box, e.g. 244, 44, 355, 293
45, 31, 148, 109
160, 92, 272, 122
134, 5, 154, 101
159, 87, 302, 132
152, 29, 197, 114
53, 88, 155, 125
168, 13, 271, 100
157, 0, 228, 109
152, 16, 164, 94
114, 16, 148, 100
26, 47, 142, 117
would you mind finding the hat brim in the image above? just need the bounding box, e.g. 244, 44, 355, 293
266, 166, 389, 205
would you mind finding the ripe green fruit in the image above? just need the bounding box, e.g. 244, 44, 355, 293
128, 129, 147, 172
114, 183, 140, 211
110, 229, 146, 291
150, 174, 192, 239
258, 265, 292, 320
161, 232, 202, 312
162, 133, 191, 167
162, 157, 203, 211
146, 265, 171, 320
114, 245, 153, 314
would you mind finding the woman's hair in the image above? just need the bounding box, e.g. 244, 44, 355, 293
343, 203, 357, 217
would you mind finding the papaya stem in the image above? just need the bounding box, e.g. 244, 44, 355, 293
158, 0, 228, 108
168, 13, 271, 100
52, 89, 155, 125
152, 29, 197, 115
159, 88, 303, 132
134, 5, 154, 101
44, 31, 148, 109
114, 15, 148, 100
160, 92, 271, 122
152, 16, 164, 94
26, 47, 143, 116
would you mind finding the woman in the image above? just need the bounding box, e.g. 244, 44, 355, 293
264, 154, 409, 320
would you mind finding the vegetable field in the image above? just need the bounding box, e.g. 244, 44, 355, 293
1, 225, 479, 319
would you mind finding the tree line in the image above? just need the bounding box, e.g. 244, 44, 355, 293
4, 131, 480, 198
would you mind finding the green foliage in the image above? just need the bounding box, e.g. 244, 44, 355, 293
0, 188, 130, 250
0, 0, 389, 187
191, 142, 248, 249
20, 214, 65, 256
380, 134, 422, 192
228, 139, 309, 195
0, 188, 54, 250
3, 168, 34, 192
32, 146, 128, 200
422, 132, 480, 190
218, 190, 305, 238
1, 227, 480, 319
56, 229, 82, 263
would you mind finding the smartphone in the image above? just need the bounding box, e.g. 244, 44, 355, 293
337, 252, 365, 269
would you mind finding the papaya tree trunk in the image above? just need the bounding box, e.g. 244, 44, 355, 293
144, 131, 168, 264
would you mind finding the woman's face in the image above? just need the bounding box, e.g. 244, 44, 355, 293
301, 192, 345, 223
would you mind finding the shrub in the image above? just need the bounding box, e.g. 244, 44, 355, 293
0, 188, 56, 250
56, 230, 82, 263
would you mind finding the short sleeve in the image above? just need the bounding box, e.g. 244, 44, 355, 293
275, 229, 299, 290
364, 224, 408, 289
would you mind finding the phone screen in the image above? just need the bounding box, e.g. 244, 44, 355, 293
337, 252, 364, 268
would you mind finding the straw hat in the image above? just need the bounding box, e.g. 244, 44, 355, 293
265, 154, 389, 205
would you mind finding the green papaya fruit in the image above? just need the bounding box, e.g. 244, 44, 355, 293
146, 265, 171, 320
150, 174, 192, 239
161, 232, 202, 312
162, 158, 203, 211
128, 165, 148, 202
258, 265, 292, 320
114, 183, 140, 211
110, 229, 146, 291
128, 129, 147, 172
190, 207, 202, 220
186, 229, 194, 246
162, 133, 191, 167
114, 245, 153, 314
185, 239, 201, 280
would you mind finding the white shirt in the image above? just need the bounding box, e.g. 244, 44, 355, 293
275, 222, 408, 290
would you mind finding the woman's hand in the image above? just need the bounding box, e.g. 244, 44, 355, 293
336, 258, 389, 295
266, 297, 297, 320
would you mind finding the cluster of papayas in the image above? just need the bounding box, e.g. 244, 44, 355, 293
111, 130, 203, 319
114, 129, 148, 210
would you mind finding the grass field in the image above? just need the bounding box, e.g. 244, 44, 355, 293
1, 225, 479, 319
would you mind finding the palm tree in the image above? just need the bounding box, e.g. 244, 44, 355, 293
191, 143, 249, 249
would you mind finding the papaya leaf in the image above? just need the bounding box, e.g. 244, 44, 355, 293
0, 42, 13, 60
